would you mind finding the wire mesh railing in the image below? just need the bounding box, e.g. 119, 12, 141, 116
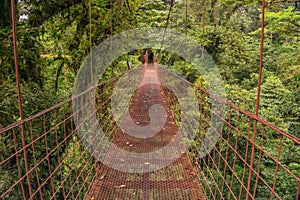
156, 66, 300, 200
1, 68, 299, 200
0, 78, 118, 200
192, 86, 300, 200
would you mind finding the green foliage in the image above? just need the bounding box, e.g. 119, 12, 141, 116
264, 6, 300, 43
0, 0, 299, 199
254, 76, 290, 130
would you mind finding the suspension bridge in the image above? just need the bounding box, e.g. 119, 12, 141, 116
1, 0, 300, 199
1, 60, 300, 199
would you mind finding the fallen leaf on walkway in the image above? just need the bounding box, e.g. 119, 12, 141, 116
115, 184, 126, 188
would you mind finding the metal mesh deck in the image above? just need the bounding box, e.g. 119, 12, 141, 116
87, 65, 205, 200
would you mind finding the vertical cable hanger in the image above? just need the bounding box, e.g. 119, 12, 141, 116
246, 0, 265, 199
255, 0, 265, 117
110, 0, 114, 76
125, 0, 131, 70
109, 0, 116, 139
89, 0, 93, 83
161, 0, 174, 53
200, 0, 206, 87
11, 0, 33, 197
184, 0, 188, 76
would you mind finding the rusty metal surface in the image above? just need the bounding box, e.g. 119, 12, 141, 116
1, 65, 299, 200
87, 65, 205, 200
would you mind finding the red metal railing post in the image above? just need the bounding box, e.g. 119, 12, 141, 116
183, 0, 188, 76
246, 0, 265, 199
11, 0, 33, 198
296, 181, 300, 200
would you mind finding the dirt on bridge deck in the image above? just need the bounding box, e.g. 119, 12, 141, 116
87, 65, 205, 200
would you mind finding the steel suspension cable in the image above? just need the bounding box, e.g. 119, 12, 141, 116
161, 0, 174, 51
89, 0, 99, 180
200, 0, 206, 87
246, 0, 265, 199
89, 0, 93, 83
255, 0, 265, 117
11, 0, 33, 198
184, 0, 188, 76
109, 0, 116, 136
110, 0, 114, 76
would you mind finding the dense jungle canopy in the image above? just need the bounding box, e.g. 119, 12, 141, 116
0, 0, 299, 199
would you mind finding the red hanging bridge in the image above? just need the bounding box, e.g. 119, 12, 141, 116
1, 62, 300, 200
1, 0, 300, 199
